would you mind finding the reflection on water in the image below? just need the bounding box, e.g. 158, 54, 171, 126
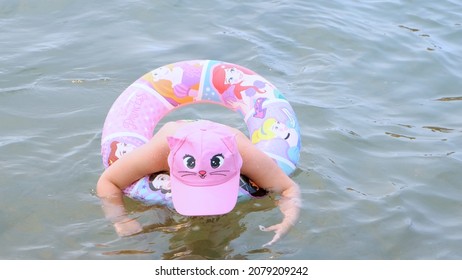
436, 96, 462, 102
96, 197, 277, 259
385, 132, 416, 140
103, 249, 154, 256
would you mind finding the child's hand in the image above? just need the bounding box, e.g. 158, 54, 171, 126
259, 223, 291, 247
114, 218, 143, 237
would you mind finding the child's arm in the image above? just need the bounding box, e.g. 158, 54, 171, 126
96, 123, 174, 236
96, 182, 143, 236
235, 130, 301, 247
259, 180, 301, 247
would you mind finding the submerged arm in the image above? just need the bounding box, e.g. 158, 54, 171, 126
96, 123, 173, 236
259, 180, 301, 247
235, 131, 301, 246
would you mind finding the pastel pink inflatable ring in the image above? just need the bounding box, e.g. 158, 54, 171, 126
101, 60, 301, 205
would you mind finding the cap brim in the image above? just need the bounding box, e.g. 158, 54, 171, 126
170, 173, 240, 216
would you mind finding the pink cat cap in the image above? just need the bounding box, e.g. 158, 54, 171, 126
167, 120, 243, 216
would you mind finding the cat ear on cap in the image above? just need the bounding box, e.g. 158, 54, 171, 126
220, 134, 243, 168
220, 134, 238, 153
167, 135, 185, 151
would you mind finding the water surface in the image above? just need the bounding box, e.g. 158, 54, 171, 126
1, 0, 461, 259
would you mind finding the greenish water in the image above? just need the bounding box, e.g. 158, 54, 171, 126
1, 0, 461, 259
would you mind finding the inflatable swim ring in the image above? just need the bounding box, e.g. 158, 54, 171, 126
101, 60, 301, 205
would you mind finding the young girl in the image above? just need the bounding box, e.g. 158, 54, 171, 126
97, 120, 301, 247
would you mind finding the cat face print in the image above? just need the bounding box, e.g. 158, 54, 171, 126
165, 121, 243, 216
167, 132, 242, 187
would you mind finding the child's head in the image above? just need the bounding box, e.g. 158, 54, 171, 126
166, 120, 242, 216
